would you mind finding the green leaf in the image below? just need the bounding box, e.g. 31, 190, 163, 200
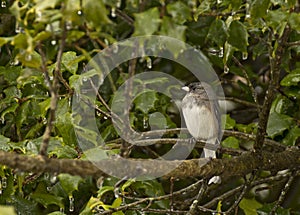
228, 20, 248, 52
30, 193, 64, 208
267, 112, 293, 138
250, 0, 270, 19
33, 0, 61, 10
97, 186, 114, 197
288, 12, 300, 31
166, 1, 191, 24
239, 198, 262, 215
160, 17, 186, 41
55, 99, 77, 147
83, 0, 111, 29
207, 19, 228, 47
195, 0, 213, 17
133, 8, 161, 36
58, 173, 83, 196
280, 69, 300, 86
0, 135, 10, 151
265, 10, 288, 34
223, 114, 236, 130
282, 126, 300, 146
62, 51, 78, 74
222, 136, 239, 149
134, 91, 158, 114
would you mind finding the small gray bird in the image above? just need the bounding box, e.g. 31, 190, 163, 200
181, 82, 221, 158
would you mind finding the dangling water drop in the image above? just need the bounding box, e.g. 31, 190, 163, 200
69, 196, 74, 212
1, 0, 6, 8
242, 52, 248, 60
51, 40, 57, 45
218, 48, 224, 58
15, 23, 23, 33
66, 20, 72, 30
77, 10, 82, 16
111, 7, 116, 18
50, 175, 57, 184
224, 65, 230, 74
116, 0, 121, 8
1, 177, 7, 189
143, 116, 148, 129
146, 57, 152, 69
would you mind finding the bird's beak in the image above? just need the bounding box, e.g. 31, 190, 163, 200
182, 86, 190, 92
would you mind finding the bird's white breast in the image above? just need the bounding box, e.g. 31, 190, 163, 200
182, 96, 216, 140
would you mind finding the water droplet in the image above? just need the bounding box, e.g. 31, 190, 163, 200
26, 54, 32, 61
66, 20, 72, 30
77, 10, 82, 16
51, 40, 57, 45
143, 117, 148, 129
50, 175, 57, 184
69, 196, 74, 212
242, 52, 248, 60
103, 116, 108, 120
15, 23, 24, 33
1, 0, 6, 8
116, 0, 121, 8
112, 44, 118, 53
224, 65, 230, 74
218, 48, 224, 58
111, 7, 116, 18
31, 83, 36, 88
2, 177, 7, 188
146, 57, 152, 69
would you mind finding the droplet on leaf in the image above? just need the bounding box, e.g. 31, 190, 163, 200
1, 1, 6, 8
69, 196, 75, 212
224, 65, 230, 74
146, 57, 152, 69
242, 52, 248, 60
111, 7, 116, 18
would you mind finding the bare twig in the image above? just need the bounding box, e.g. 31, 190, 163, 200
270, 171, 298, 214
39, 21, 67, 156
232, 56, 258, 104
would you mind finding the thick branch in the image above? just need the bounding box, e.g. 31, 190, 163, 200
0, 148, 299, 181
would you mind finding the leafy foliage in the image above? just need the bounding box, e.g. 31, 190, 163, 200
0, 0, 300, 214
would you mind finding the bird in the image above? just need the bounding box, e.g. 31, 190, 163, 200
181, 82, 221, 157
181, 82, 221, 184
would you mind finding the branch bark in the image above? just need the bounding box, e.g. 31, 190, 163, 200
0, 147, 299, 181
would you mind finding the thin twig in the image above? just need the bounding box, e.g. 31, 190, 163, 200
270, 171, 298, 214
39, 20, 67, 156
187, 180, 207, 215
232, 56, 258, 105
